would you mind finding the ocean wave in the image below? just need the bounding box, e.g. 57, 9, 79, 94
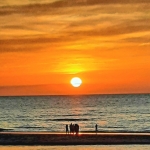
49, 119, 89, 121
15, 126, 45, 129
0, 128, 13, 131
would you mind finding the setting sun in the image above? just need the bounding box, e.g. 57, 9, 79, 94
70, 77, 82, 87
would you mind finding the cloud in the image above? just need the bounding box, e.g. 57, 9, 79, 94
0, 38, 54, 53
123, 36, 150, 43
67, 18, 150, 38
1, 0, 150, 16
0, 34, 81, 53
0, 0, 150, 54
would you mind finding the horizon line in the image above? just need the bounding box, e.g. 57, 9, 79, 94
0, 92, 150, 97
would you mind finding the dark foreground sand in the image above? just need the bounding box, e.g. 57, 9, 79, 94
0, 132, 150, 145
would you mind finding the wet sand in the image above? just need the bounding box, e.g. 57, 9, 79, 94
0, 132, 150, 145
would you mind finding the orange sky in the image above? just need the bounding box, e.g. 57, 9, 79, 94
0, 0, 150, 95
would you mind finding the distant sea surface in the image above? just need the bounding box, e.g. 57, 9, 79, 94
0, 94, 150, 132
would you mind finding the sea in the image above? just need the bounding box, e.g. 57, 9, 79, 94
0, 94, 150, 132
0, 94, 150, 149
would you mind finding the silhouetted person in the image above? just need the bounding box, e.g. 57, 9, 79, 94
66, 124, 69, 134
72, 124, 75, 134
75, 124, 79, 135
70, 123, 73, 134
77, 124, 79, 134
95, 124, 98, 134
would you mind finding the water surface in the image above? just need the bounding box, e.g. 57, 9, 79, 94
0, 94, 150, 132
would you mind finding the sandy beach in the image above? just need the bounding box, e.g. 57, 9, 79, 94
0, 132, 150, 145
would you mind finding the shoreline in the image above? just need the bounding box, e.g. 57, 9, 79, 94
0, 132, 150, 145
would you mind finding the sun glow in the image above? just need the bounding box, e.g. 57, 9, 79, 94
70, 77, 82, 87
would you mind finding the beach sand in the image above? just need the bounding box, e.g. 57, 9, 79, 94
0, 132, 150, 145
